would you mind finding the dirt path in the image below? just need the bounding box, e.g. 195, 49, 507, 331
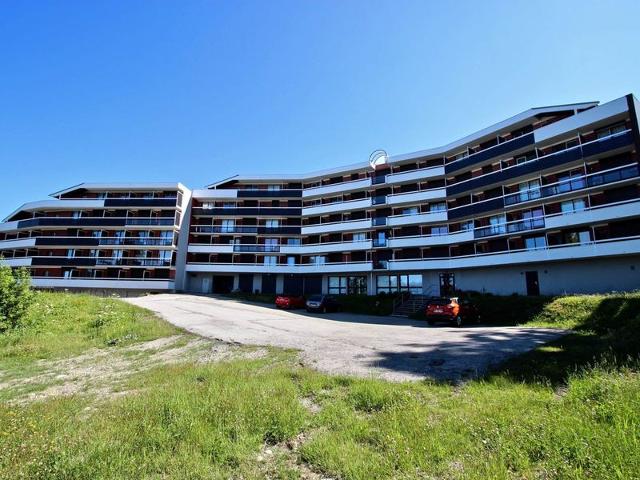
0, 335, 266, 404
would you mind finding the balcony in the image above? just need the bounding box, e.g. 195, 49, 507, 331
190, 225, 301, 235
446, 130, 634, 197
387, 230, 474, 248
232, 244, 281, 253
0, 237, 36, 250
185, 261, 373, 274
386, 211, 447, 227
474, 217, 545, 239
29, 257, 172, 267
280, 239, 372, 254
302, 198, 372, 216
301, 218, 372, 235
302, 178, 371, 198
448, 197, 505, 220
31, 236, 174, 247
237, 189, 302, 198
504, 164, 640, 207
386, 165, 445, 184
104, 198, 177, 207
387, 188, 446, 206
191, 207, 301, 216
444, 132, 535, 175
545, 198, 640, 230
386, 235, 640, 271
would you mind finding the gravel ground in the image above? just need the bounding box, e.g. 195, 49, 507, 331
126, 294, 566, 382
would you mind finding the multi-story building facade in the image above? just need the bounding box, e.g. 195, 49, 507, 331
3, 94, 640, 296
0, 183, 189, 292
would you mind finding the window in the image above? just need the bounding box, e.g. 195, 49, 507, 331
72, 211, 82, 219
264, 238, 279, 252
222, 202, 236, 209
263, 256, 278, 266
89, 249, 99, 258
265, 219, 280, 228
557, 171, 585, 193
518, 179, 541, 202
328, 276, 367, 295
309, 256, 326, 265
353, 232, 366, 242
92, 230, 102, 238
66, 249, 75, 258
113, 250, 123, 260
522, 208, 544, 229
287, 238, 301, 245
460, 220, 474, 232
525, 236, 546, 250
287, 257, 295, 266
596, 123, 626, 139
429, 202, 447, 212
267, 185, 281, 191
376, 274, 422, 294
561, 198, 586, 214
221, 219, 235, 232
159, 250, 172, 262
402, 206, 419, 216
565, 231, 591, 244
431, 225, 448, 236
489, 214, 506, 235
202, 202, 215, 209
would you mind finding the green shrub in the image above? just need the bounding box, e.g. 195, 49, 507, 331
0, 264, 34, 332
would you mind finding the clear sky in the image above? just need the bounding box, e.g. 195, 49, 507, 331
1, 0, 639, 216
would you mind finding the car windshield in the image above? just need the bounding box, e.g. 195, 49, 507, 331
308, 295, 323, 302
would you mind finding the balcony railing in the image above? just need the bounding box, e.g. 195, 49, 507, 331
32, 236, 174, 247
29, 257, 172, 267
504, 163, 640, 206
474, 217, 545, 239
446, 129, 633, 196
232, 245, 281, 253
191, 225, 301, 235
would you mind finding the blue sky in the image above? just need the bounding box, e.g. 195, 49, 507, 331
1, 0, 639, 216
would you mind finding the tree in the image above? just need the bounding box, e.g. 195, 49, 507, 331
0, 263, 34, 332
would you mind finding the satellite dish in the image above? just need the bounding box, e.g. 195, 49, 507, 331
369, 150, 388, 169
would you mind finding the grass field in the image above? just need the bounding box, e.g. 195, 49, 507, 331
0, 291, 639, 479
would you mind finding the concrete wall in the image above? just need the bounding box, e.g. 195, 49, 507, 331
453, 256, 640, 295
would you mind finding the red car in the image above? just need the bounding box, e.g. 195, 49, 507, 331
275, 295, 306, 310
425, 297, 480, 327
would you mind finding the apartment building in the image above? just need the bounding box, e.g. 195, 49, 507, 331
0, 183, 189, 292
2, 94, 640, 296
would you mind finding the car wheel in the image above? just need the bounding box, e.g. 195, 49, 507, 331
322, 306, 327, 314
427, 319, 435, 326
455, 315, 463, 327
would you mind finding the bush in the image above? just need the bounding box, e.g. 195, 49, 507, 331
0, 264, 34, 332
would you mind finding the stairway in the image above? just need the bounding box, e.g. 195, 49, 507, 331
391, 294, 432, 317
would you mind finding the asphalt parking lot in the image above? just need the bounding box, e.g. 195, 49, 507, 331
126, 294, 565, 382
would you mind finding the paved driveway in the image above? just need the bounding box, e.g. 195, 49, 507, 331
126, 294, 565, 382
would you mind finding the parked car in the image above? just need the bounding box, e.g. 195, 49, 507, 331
425, 297, 480, 327
305, 295, 341, 313
275, 294, 306, 310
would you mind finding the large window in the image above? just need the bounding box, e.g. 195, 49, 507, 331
525, 236, 546, 250
561, 198, 586, 214
376, 274, 422, 294
429, 202, 447, 213
265, 219, 280, 228
328, 276, 367, 295
221, 219, 235, 232
263, 256, 278, 266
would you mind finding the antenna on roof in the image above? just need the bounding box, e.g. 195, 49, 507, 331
369, 149, 388, 170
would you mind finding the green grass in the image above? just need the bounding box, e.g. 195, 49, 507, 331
0, 291, 178, 365
1, 291, 639, 479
